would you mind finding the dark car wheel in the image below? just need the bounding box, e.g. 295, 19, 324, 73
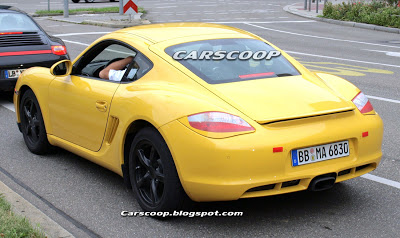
129, 127, 186, 213
72, 0, 80, 3
20, 90, 52, 155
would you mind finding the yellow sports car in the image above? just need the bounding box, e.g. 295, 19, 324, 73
14, 23, 383, 212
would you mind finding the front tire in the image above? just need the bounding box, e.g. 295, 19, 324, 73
72, 0, 80, 3
129, 127, 186, 212
19, 90, 51, 155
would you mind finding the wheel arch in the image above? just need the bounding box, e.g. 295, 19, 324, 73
15, 85, 32, 123
121, 119, 158, 188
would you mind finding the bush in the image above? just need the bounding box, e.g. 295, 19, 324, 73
323, 1, 400, 28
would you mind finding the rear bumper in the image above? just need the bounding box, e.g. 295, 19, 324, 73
0, 78, 17, 91
159, 111, 383, 202
0, 54, 68, 91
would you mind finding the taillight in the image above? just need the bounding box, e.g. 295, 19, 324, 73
187, 112, 255, 132
0, 32, 22, 35
51, 45, 67, 55
352, 92, 373, 113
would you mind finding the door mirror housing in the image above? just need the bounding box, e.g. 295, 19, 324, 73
50, 60, 72, 76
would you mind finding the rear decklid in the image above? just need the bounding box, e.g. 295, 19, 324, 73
211, 75, 354, 124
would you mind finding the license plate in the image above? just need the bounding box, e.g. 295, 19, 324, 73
291, 140, 349, 166
5, 69, 25, 79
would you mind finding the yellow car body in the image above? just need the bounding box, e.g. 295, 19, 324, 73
14, 23, 383, 205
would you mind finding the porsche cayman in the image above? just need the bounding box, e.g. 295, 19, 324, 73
13, 23, 383, 212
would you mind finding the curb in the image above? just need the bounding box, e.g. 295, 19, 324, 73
283, 3, 400, 34
0, 181, 74, 238
45, 16, 151, 28
31, 11, 96, 17
82, 19, 152, 28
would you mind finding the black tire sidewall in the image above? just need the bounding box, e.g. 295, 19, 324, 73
19, 90, 50, 154
129, 127, 185, 212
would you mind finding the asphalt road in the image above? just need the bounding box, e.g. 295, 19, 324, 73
1, 0, 399, 237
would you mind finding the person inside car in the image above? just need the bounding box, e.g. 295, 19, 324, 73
99, 56, 135, 81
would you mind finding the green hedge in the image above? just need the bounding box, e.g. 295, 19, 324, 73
323, 1, 400, 28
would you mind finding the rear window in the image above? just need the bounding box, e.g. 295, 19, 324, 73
0, 13, 39, 32
165, 38, 300, 84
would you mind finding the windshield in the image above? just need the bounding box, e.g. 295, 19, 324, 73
165, 38, 300, 84
0, 13, 39, 33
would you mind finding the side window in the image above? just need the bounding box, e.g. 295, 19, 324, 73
124, 53, 153, 82
77, 43, 137, 79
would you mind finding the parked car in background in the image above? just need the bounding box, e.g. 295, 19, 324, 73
71, 0, 117, 3
0, 5, 69, 92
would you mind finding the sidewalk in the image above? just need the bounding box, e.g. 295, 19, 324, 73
285, 1, 325, 18
284, 1, 400, 34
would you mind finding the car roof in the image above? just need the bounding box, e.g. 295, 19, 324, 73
0, 5, 27, 14
115, 23, 256, 44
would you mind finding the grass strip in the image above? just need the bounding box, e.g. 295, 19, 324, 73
0, 195, 45, 238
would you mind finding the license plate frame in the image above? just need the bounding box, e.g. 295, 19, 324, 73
291, 140, 350, 167
5, 69, 25, 79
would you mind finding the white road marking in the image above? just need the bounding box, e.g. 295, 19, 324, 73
54, 32, 111, 37
63, 40, 90, 46
210, 20, 315, 24
245, 23, 400, 50
361, 174, 400, 189
367, 95, 400, 104
285, 50, 400, 68
0, 101, 15, 112
363, 49, 400, 57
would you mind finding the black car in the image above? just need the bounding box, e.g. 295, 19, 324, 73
0, 5, 69, 92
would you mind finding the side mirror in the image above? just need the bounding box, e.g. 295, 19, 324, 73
50, 60, 72, 76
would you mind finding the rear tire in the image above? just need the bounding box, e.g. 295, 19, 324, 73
72, 0, 80, 3
19, 90, 52, 155
129, 127, 186, 213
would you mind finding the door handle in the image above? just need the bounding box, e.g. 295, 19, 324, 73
96, 100, 108, 112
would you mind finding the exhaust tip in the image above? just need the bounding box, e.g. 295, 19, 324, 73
309, 173, 336, 192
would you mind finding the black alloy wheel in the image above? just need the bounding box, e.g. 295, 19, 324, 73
20, 90, 51, 154
129, 128, 186, 212
134, 140, 165, 207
